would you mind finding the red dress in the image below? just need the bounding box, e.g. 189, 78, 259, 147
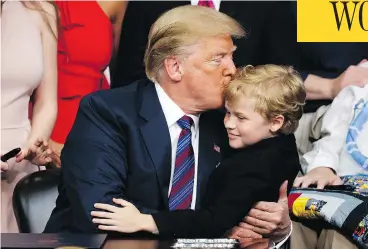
51, 1, 112, 143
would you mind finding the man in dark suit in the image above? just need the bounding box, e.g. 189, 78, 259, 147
45, 5, 292, 246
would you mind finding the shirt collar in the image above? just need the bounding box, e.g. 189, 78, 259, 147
154, 82, 200, 135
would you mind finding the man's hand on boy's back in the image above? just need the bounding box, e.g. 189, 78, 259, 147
229, 181, 291, 243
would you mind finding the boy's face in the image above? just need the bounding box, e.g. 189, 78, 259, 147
224, 99, 273, 149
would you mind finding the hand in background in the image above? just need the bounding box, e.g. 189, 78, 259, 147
1, 161, 9, 173
330, 59, 368, 98
293, 167, 343, 189
15, 138, 52, 166
48, 139, 62, 168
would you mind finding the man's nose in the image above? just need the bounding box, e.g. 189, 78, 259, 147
224, 57, 236, 76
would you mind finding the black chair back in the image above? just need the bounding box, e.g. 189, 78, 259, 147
12, 168, 61, 233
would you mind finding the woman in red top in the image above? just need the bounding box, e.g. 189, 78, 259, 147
49, 1, 127, 166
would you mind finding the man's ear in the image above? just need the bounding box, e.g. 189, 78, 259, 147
163, 56, 183, 82
270, 114, 284, 133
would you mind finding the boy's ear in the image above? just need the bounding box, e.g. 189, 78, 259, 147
270, 115, 284, 133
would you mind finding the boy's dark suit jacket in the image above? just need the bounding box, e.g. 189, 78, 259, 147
44, 79, 229, 233
152, 134, 300, 238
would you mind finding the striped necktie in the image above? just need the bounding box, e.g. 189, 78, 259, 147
346, 99, 368, 169
198, 0, 215, 9
169, 115, 195, 210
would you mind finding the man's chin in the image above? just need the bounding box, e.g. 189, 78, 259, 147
206, 101, 223, 110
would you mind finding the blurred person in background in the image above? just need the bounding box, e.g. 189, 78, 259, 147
1, 0, 58, 232
48, 1, 128, 167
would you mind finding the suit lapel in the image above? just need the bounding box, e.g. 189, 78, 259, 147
139, 82, 171, 207
196, 113, 223, 208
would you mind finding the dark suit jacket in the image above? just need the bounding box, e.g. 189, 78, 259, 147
152, 134, 300, 238
44, 79, 229, 233
112, 1, 368, 112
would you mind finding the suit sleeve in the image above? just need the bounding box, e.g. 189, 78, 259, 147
151, 170, 273, 238
61, 94, 157, 233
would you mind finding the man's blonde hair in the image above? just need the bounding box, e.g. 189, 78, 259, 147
223, 64, 306, 135
144, 5, 245, 80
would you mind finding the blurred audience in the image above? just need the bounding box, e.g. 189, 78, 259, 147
48, 1, 127, 167
1, 1, 58, 232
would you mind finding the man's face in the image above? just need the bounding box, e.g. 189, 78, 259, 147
224, 99, 273, 149
181, 35, 237, 111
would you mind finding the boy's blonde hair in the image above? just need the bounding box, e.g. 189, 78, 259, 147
144, 5, 245, 80
223, 64, 306, 135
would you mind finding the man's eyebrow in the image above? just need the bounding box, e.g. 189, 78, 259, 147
213, 46, 237, 57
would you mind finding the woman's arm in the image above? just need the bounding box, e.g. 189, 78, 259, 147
17, 3, 58, 163
98, 1, 128, 76
16, 3, 57, 165
29, 2, 58, 143
303, 59, 368, 100
111, 1, 128, 58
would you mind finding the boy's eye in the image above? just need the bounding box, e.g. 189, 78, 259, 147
238, 116, 246, 120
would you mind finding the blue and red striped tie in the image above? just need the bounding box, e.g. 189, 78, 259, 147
169, 115, 195, 210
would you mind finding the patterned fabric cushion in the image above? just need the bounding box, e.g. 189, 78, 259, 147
288, 174, 368, 249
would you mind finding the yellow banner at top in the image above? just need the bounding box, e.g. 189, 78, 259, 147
297, 0, 368, 42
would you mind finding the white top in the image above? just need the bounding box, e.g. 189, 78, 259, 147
154, 83, 200, 210
301, 84, 368, 176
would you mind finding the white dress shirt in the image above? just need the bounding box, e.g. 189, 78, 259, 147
302, 85, 368, 176
155, 83, 200, 210
191, 0, 222, 11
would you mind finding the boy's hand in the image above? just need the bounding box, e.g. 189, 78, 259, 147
92, 198, 144, 233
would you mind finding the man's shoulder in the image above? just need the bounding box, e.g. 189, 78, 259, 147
81, 79, 152, 107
